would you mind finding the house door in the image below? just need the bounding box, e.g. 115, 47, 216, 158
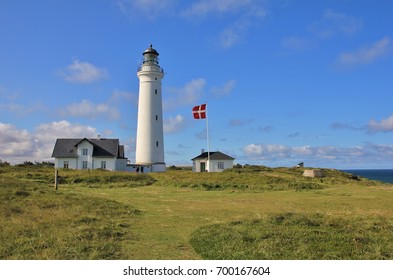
200, 162, 206, 172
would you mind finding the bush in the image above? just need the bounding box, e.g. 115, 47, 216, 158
168, 165, 182, 170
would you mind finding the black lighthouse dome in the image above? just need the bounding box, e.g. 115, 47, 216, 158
143, 44, 159, 56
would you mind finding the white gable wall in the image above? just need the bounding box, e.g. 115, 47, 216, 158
77, 141, 94, 170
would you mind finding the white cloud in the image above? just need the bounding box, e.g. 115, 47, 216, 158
181, 0, 266, 49
242, 142, 393, 168
164, 78, 206, 110
57, 59, 108, 84
35, 120, 97, 140
117, 0, 176, 19
310, 9, 363, 39
282, 10, 362, 55
0, 87, 45, 117
0, 86, 21, 101
164, 115, 187, 134
110, 90, 138, 106
0, 121, 98, 163
337, 37, 391, 66
216, 8, 266, 49
243, 143, 263, 155
181, 0, 262, 17
33, 121, 98, 160
218, 27, 242, 49
367, 114, 393, 133
0, 102, 46, 117
0, 123, 33, 159
59, 99, 120, 120
210, 79, 235, 97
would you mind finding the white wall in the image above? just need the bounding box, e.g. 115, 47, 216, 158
209, 160, 233, 172
193, 159, 233, 172
55, 157, 128, 171
54, 158, 77, 169
92, 157, 116, 171
77, 141, 93, 170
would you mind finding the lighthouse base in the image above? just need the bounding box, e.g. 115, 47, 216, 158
151, 163, 166, 172
128, 163, 166, 173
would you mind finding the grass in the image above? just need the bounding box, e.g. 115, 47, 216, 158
0, 165, 392, 259
0, 175, 142, 259
190, 212, 393, 259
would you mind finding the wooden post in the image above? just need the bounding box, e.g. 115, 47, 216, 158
54, 169, 58, 191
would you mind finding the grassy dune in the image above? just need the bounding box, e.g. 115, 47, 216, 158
1, 165, 392, 259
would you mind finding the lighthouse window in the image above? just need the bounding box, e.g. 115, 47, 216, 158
155, 89, 158, 94
156, 141, 159, 147
155, 115, 158, 120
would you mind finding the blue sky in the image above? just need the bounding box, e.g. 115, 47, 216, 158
1, 0, 393, 168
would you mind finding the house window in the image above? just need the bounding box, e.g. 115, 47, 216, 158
82, 161, 88, 169
101, 161, 106, 169
218, 162, 225, 169
82, 148, 88, 156
63, 161, 69, 169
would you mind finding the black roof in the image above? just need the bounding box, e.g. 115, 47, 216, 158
143, 44, 159, 56
51, 138, 126, 158
191, 151, 235, 161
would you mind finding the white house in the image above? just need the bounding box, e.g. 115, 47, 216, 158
191, 151, 235, 172
52, 138, 128, 171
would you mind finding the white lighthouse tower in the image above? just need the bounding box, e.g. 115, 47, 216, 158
135, 44, 166, 172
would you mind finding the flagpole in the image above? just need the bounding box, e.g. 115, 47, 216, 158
206, 102, 210, 172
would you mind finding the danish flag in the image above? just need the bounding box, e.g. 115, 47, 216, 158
192, 104, 206, 119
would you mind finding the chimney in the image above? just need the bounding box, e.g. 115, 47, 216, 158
201, 149, 205, 154
97, 134, 101, 140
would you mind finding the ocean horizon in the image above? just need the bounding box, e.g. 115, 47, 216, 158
342, 169, 393, 184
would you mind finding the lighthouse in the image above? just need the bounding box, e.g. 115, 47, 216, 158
135, 44, 166, 172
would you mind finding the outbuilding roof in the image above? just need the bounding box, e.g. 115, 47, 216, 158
191, 151, 235, 161
51, 138, 126, 158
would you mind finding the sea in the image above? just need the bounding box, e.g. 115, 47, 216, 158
342, 169, 393, 184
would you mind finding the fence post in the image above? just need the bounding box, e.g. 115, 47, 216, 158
54, 169, 58, 191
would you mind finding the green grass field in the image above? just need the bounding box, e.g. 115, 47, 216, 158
1, 165, 392, 260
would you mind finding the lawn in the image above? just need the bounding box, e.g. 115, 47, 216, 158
1, 165, 392, 259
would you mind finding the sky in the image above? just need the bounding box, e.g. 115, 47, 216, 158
1, 0, 393, 169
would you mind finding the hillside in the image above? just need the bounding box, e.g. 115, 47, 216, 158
1, 165, 392, 259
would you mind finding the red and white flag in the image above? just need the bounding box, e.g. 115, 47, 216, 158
192, 104, 206, 119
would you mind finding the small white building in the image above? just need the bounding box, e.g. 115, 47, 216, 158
192, 151, 235, 172
52, 138, 128, 171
